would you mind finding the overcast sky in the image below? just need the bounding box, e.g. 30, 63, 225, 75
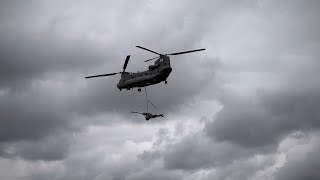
1, 0, 320, 180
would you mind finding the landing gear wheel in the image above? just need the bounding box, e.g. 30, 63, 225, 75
138, 88, 141, 92
165, 80, 167, 84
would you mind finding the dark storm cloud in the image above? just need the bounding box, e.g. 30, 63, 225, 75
0, 133, 71, 161
203, 154, 276, 180
204, 0, 320, 149
0, 86, 73, 143
140, 130, 273, 172
0, 0, 219, 165
0, 31, 111, 90
0, 30, 112, 157
127, 167, 184, 180
162, 133, 260, 171
0, 0, 221, 119
1, 0, 320, 179
0, 0, 132, 151
274, 133, 320, 180
206, 82, 320, 149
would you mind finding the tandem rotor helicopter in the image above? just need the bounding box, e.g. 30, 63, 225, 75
85, 46, 205, 91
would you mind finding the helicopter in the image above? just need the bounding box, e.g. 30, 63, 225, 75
85, 46, 205, 91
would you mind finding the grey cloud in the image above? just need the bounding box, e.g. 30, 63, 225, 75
162, 132, 271, 171
0, 0, 220, 119
163, 133, 223, 170
139, 126, 272, 172
205, 96, 282, 148
1, 0, 320, 180
203, 0, 320, 151
138, 128, 172, 163
0, 86, 74, 143
206, 83, 320, 149
274, 134, 320, 180
203, 154, 276, 180
0, 0, 219, 158
0, 31, 111, 90
0, 134, 71, 161
127, 167, 184, 180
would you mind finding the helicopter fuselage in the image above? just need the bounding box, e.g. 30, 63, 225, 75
117, 55, 172, 90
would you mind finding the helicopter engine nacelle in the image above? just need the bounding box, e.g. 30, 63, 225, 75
148, 64, 160, 70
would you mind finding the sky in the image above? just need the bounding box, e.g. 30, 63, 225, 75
1, 0, 320, 179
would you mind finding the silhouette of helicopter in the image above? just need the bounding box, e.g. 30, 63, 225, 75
131, 111, 164, 121
85, 46, 205, 91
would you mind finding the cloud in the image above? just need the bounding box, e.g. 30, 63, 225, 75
0, 85, 73, 143
162, 133, 254, 170
0, 0, 218, 154
206, 81, 320, 149
1, 0, 320, 180
0, 30, 112, 90
0, 133, 71, 161
203, 154, 276, 180
274, 132, 320, 180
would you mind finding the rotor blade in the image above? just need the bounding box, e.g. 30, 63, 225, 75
167, 48, 206, 56
136, 46, 161, 55
144, 56, 160, 62
85, 73, 119, 78
123, 55, 130, 71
